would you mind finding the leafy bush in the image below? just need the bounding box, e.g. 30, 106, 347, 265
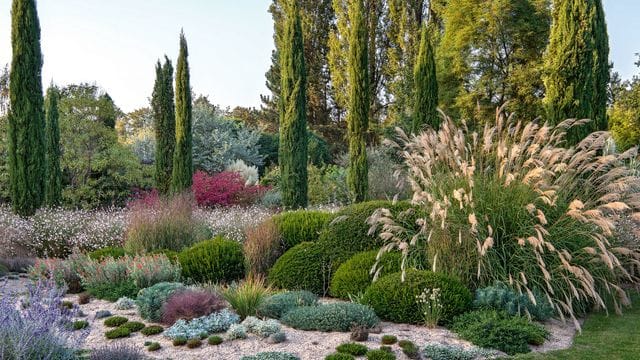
380, 335, 397, 345
336, 343, 368, 356
208, 335, 223, 345
268, 242, 331, 295
94, 310, 112, 319
186, 338, 203, 348
241, 317, 282, 338
268, 331, 287, 343
78, 292, 91, 304
164, 309, 240, 340
281, 303, 379, 332
398, 340, 419, 359
179, 236, 245, 284
257, 290, 319, 319
88, 246, 127, 261
72, 320, 89, 330
104, 316, 129, 327
326, 354, 355, 360
221, 276, 272, 319
136, 282, 186, 322
451, 310, 548, 355
161, 289, 226, 325
362, 270, 471, 324
422, 344, 496, 360
330, 250, 401, 299
29, 254, 87, 293
141, 325, 164, 336
365, 349, 396, 360
272, 210, 334, 250
226, 323, 248, 340
147, 342, 161, 351
307, 165, 350, 205
121, 321, 145, 333
173, 336, 188, 346
244, 219, 283, 276
474, 282, 554, 321
90, 343, 144, 360
240, 352, 300, 360
193, 171, 268, 207
115, 297, 136, 310
105, 327, 131, 339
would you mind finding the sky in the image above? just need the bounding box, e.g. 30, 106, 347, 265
0, 0, 638, 113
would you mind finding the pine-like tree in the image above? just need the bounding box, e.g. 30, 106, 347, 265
152, 56, 176, 195
346, 0, 369, 202
412, 23, 439, 133
8, 0, 46, 216
279, 0, 308, 209
171, 31, 193, 193
44, 85, 61, 206
543, 0, 610, 144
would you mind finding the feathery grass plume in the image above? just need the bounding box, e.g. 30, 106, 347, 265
368, 106, 640, 329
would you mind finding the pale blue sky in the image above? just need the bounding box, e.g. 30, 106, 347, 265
0, 0, 638, 112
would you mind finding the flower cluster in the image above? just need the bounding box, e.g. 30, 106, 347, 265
415, 287, 443, 328
193, 171, 269, 208
194, 205, 274, 242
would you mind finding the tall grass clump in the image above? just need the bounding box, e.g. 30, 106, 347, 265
368, 108, 640, 328
219, 276, 272, 319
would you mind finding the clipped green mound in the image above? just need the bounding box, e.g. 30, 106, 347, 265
268, 242, 329, 295
272, 210, 334, 250
329, 250, 402, 299
179, 236, 245, 284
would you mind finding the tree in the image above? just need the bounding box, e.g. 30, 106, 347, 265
279, 0, 308, 209
97, 93, 118, 128
171, 31, 193, 193
543, 0, 610, 144
609, 57, 640, 151
152, 57, 176, 194
8, 0, 46, 216
346, 0, 369, 202
412, 23, 439, 133
44, 85, 62, 206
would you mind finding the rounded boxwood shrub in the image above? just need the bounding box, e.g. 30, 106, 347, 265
179, 236, 245, 284
257, 290, 318, 319
361, 269, 472, 324
88, 246, 128, 261
366, 349, 396, 360
272, 210, 334, 250
208, 335, 223, 345
336, 343, 368, 356
329, 250, 401, 299
121, 321, 145, 333
136, 282, 185, 322
141, 325, 164, 336
105, 327, 131, 339
268, 242, 330, 295
104, 316, 129, 327
280, 303, 379, 332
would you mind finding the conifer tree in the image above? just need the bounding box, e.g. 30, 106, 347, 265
279, 0, 308, 209
152, 56, 175, 195
8, 0, 46, 216
346, 0, 369, 202
171, 31, 193, 193
412, 23, 439, 133
543, 0, 610, 144
44, 85, 61, 206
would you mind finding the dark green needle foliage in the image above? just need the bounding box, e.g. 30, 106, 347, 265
44, 85, 62, 207
152, 56, 176, 195
171, 31, 193, 193
412, 24, 439, 134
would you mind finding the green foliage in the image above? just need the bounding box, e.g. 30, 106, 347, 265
257, 290, 318, 319
104, 316, 129, 328
380, 335, 397, 345
307, 131, 331, 166
474, 282, 554, 321
136, 282, 185, 322
225, 323, 248, 340
267, 242, 330, 295
451, 310, 548, 355
278, 0, 308, 209
280, 303, 379, 332
307, 164, 350, 205
365, 349, 396, 360
422, 344, 495, 360
221, 277, 271, 319
398, 340, 419, 359
272, 210, 333, 249
171, 31, 193, 193
147, 342, 161, 351
152, 56, 176, 195
86, 281, 138, 302
325, 354, 355, 360
186, 339, 202, 348
362, 270, 472, 324
121, 321, 145, 333
178, 237, 245, 284
141, 325, 164, 336
610, 62, 640, 151
412, 24, 439, 133
346, 0, 369, 203
330, 250, 401, 299
241, 352, 300, 360
336, 343, 368, 356
44, 85, 62, 206
8, 0, 46, 216
72, 320, 89, 330
172, 336, 187, 346
105, 327, 131, 339
88, 246, 127, 261
208, 335, 223, 345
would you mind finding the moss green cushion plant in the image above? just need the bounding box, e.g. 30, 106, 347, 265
272, 210, 334, 249
268, 242, 330, 295
121, 321, 145, 333
179, 236, 245, 284
336, 343, 368, 356
365, 349, 396, 360
329, 250, 401, 299
105, 327, 131, 339
141, 325, 164, 336
325, 354, 355, 360
280, 303, 379, 332
103, 316, 128, 327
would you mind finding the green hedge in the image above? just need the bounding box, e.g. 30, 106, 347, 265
329, 250, 401, 299
361, 269, 472, 324
178, 237, 245, 284
268, 242, 330, 295
272, 210, 334, 250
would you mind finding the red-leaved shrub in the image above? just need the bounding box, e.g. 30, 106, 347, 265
192, 171, 268, 207
161, 289, 227, 325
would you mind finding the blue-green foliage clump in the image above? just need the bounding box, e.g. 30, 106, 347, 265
422, 344, 497, 360
474, 282, 554, 321
257, 291, 318, 319
136, 282, 185, 322
164, 309, 240, 340
280, 303, 379, 332
240, 352, 300, 360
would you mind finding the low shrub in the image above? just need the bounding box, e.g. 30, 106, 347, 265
365, 349, 396, 360
329, 250, 401, 299
173, 336, 188, 346
0, 256, 35, 273
90, 343, 144, 360
136, 282, 186, 322
61, 300, 74, 309
147, 342, 161, 351
72, 320, 89, 330
268, 242, 330, 295
78, 292, 91, 305
474, 282, 554, 321
208, 335, 223, 345
267, 331, 286, 344
421, 344, 496, 360
398, 340, 419, 359
94, 310, 112, 319
326, 354, 355, 360
336, 342, 368, 356
141, 325, 164, 336
272, 210, 333, 250
193, 170, 268, 207
186, 338, 203, 348
281, 303, 379, 332
451, 310, 548, 355
121, 321, 145, 333
104, 316, 128, 328
179, 236, 245, 284
115, 297, 136, 310
350, 325, 369, 341
241, 317, 282, 338
164, 309, 240, 340
244, 219, 283, 276
380, 335, 397, 345
226, 323, 248, 340
88, 246, 127, 261
29, 254, 87, 293
362, 270, 472, 324
240, 352, 300, 360
105, 327, 131, 339
161, 288, 226, 325
221, 276, 272, 319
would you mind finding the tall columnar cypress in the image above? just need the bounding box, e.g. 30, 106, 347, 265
8, 0, 46, 216
278, 0, 308, 209
171, 31, 193, 193
543, 0, 610, 145
412, 24, 439, 134
152, 56, 176, 195
44, 85, 61, 206
346, 0, 369, 203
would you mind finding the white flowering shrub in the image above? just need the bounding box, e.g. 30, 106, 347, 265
226, 159, 259, 186
194, 206, 274, 242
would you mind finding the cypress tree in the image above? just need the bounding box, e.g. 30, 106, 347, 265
543, 0, 610, 145
346, 0, 369, 203
152, 56, 176, 195
412, 24, 439, 133
278, 0, 308, 209
8, 0, 46, 216
171, 31, 193, 193
44, 85, 61, 207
